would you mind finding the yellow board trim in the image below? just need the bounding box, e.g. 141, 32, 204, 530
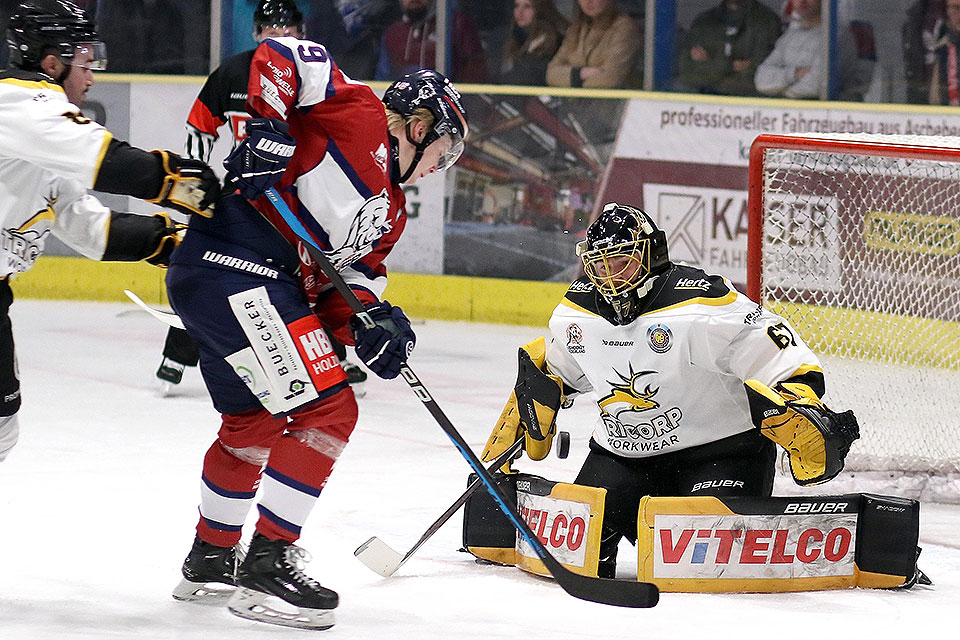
9, 257, 571, 325
767, 301, 960, 371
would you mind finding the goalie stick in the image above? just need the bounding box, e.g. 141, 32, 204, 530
355, 436, 524, 577
263, 188, 659, 608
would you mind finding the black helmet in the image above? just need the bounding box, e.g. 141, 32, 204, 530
577, 203, 670, 324
254, 0, 304, 35
6, 0, 105, 72
382, 69, 469, 182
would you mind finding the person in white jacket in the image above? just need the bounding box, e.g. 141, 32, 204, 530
754, 0, 865, 99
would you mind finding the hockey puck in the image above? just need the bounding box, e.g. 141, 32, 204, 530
556, 431, 570, 459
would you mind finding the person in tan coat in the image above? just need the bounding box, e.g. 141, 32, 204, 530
546, 0, 641, 88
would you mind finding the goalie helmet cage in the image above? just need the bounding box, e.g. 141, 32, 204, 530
747, 133, 960, 503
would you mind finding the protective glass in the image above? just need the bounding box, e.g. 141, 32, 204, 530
72, 42, 107, 70
577, 237, 652, 297
434, 130, 464, 172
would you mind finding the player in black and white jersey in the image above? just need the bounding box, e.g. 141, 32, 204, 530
0, 0, 220, 462
482, 202, 860, 578
156, 0, 369, 395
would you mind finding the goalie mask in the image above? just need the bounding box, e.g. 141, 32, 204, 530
6, 0, 106, 74
577, 203, 669, 325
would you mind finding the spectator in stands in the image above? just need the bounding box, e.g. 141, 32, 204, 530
375, 0, 488, 83
675, 0, 781, 96
460, 0, 514, 82
498, 0, 568, 85
754, 0, 863, 100
546, 0, 641, 89
929, 0, 960, 104
307, 0, 400, 80
904, 1, 946, 103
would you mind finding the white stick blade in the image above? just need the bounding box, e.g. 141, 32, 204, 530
354, 537, 404, 577
123, 289, 185, 329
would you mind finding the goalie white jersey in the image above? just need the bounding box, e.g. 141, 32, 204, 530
0, 72, 114, 278
545, 266, 822, 458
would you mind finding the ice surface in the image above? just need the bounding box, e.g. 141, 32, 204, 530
1, 300, 957, 639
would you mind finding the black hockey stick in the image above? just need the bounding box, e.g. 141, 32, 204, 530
264, 188, 658, 608
354, 436, 524, 577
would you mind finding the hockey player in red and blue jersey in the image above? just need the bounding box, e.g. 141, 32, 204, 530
165, 33, 468, 630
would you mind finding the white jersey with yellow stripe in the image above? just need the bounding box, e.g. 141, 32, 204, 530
545, 265, 822, 458
0, 72, 114, 277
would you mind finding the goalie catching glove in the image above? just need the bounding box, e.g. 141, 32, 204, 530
147, 150, 220, 217
481, 337, 565, 472
744, 378, 859, 486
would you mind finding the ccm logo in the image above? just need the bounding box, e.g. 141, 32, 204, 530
520, 506, 587, 551
660, 527, 853, 564
784, 502, 849, 514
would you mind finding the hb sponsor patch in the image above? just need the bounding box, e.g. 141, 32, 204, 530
287, 315, 347, 391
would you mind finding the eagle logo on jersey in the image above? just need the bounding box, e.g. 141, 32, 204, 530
2, 197, 57, 273
326, 189, 392, 270
598, 367, 660, 417
597, 368, 683, 453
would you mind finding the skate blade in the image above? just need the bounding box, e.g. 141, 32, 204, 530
171, 577, 236, 604
227, 587, 335, 631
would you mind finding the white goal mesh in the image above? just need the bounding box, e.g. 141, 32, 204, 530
749, 133, 960, 502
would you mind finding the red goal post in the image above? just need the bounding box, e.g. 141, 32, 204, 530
747, 133, 960, 502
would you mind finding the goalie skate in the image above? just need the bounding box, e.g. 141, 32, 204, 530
171, 536, 241, 604
227, 534, 337, 630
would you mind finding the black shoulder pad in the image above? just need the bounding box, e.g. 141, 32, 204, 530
643, 266, 732, 312
563, 277, 603, 313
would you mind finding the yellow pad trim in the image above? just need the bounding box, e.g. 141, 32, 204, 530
637, 496, 860, 592
515, 481, 605, 578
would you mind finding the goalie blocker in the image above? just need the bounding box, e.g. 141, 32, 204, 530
465, 481, 924, 591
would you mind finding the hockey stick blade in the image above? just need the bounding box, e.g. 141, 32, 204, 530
355, 437, 525, 577
123, 289, 185, 329
263, 189, 659, 608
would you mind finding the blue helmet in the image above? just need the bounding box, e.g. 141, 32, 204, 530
6, 0, 105, 72
382, 69, 469, 181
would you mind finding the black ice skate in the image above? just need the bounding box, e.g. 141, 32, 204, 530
171, 535, 241, 604
156, 358, 185, 396
342, 359, 367, 398
227, 533, 338, 630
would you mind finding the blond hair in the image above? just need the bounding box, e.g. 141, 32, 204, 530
384, 106, 436, 133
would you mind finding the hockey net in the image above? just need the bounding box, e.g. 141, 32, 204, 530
748, 133, 960, 503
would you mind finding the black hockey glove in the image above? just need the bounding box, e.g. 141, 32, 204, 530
223, 118, 296, 200
148, 150, 220, 217
145, 213, 186, 267
350, 301, 416, 380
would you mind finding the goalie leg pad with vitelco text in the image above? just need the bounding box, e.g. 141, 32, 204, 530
636, 493, 921, 592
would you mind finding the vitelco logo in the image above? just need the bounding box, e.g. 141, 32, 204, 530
659, 526, 854, 565
520, 505, 587, 552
